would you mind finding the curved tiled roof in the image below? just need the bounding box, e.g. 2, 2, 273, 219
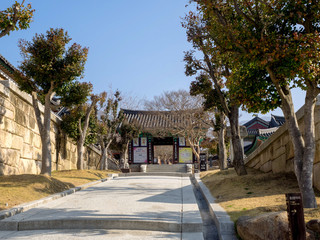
0, 54, 18, 79
122, 108, 209, 130
269, 114, 286, 128
247, 127, 279, 137
243, 116, 269, 129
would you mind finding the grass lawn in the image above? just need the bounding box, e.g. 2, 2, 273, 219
0, 170, 119, 211
201, 168, 320, 223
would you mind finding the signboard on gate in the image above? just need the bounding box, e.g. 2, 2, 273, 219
133, 147, 148, 163
179, 148, 193, 163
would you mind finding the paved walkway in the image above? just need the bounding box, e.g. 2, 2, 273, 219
0, 175, 208, 239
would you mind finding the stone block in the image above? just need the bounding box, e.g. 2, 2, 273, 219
260, 150, 270, 165
285, 142, 294, 160
4, 118, 14, 134
70, 152, 77, 164
274, 138, 282, 150
20, 158, 37, 174
0, 118, 4, 130
35, 160, 41, 174
274, 146, 286, 159
32, 148, 42, 161
1, 149, 20, 167
24, 131, 35, 146
15, 108, 26, 125
316, 123, 320, 141
260, 161, 272, 172
0, 164, 19, 175
70, 144, 77, 153
4, 108, 14, 120
9, 94, 16, 105
247, 156, 260, 168
285, 158, 294, 173
269, 146, 274, 160
23, 131, 31, 145
314, 141, 320, 164
11, 135, 23, 150
23, 103, 31, 115
51, 152, 55, 163
0, 95, 4, 105
255, 160, 262, 169
15, 124, 25, 137
314, 163, 320, 192
21, 143, 33, 159
59, 159, 67, 170
0, 131, 13, 148
0, 106, 6, 118
282, 134, 290, 145
4, 100, 14, 112
272, 154, 287, 173
50, 132, 56, 143
33, 134, 41, 149
52, 161, 57, 171
29, 117, 36, 130
14, 95, 24, 109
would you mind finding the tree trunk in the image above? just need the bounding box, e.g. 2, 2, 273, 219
218, 112, 227, 170
31, 88, 54, 176
55, 128, 62, 171
100, 140, 113, 170
300, 90, 317, 208
77, 102, 96, 170
120, 152, 125, 168
204, 53, 246, 175
266, 66, 317, 208
280, 91, 317, 208
187, 138, 200, 161
100, 148, 108, 170
122, 141, 129, 168
77, 136, 85, 170
229, 105, 247, 175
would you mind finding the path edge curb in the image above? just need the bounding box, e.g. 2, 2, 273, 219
0, 173, 119, 221
194, 174, 238, 240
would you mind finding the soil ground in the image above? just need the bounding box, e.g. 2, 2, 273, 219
0, 170, 119, 211
200, 168, 320, 223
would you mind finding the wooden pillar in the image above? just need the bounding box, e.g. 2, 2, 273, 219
173, 137, 179, 164
147, 137, 153, 164
128, 140, 133, 164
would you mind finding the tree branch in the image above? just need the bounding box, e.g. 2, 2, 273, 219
0, 1, 24, 38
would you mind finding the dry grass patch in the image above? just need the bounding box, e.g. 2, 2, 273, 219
0, 170, 119, 211
52, 169, 118, 186
201, 168, 320, 222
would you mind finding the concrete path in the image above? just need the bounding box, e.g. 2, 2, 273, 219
0, 175, 206, 239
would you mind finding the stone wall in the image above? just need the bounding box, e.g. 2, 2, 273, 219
0, 79, 101, 175
245, 100, 320, 191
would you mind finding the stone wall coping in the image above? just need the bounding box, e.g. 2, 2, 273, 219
87, 144, 101, 155
245, 102, 320, 165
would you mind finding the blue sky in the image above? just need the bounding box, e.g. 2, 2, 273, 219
0, 0, 305, 122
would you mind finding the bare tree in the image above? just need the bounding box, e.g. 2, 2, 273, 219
144, 90, 210, 162
167, 109, 211, 162
144, 89, 203, 111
